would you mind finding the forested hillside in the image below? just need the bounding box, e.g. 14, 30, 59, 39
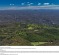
0, 22, 59, 46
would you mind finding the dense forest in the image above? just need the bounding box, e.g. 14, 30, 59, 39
0, 22, 59, 46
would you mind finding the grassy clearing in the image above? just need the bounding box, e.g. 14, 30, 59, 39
31, 42, 48, 46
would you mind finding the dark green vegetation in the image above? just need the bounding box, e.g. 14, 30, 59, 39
0, 22, 59, 46
0, 10, 59, 46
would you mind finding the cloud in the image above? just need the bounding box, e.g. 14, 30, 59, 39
10, 4, 14, 6
21, 3, 25, 5
30, 3, 33, 5
27, 2, 30, 3
38, 3, 41, 5
43, 3, 50, 5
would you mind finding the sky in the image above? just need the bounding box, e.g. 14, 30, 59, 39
0, 0, 59, 6
0, 0, 59, 10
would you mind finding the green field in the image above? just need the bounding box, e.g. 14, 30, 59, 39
0, 22, 59, 46
31, 42, 48, 46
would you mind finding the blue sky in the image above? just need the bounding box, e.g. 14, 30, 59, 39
0, 0, 59, 7
0, 0, 59, 10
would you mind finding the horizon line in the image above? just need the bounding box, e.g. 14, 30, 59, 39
0, 5, 59, 10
